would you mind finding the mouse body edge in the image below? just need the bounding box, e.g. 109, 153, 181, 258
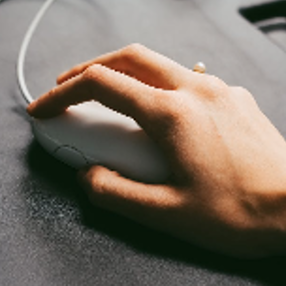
31, 102, 170, 183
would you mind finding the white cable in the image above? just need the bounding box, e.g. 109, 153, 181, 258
17, 0, 57, 104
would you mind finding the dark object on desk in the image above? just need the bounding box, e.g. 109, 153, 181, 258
240, 0, 286, 51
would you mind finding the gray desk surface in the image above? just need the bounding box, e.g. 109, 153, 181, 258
1, 0, 286, 285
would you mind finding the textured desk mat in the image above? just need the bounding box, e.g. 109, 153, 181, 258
1, 0, 286, 285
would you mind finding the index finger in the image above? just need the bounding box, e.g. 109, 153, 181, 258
27, 63, 169, 128
57, 44, 189, 90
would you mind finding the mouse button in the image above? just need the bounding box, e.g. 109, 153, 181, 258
53, 145, 89, 169
32, 115, 84, 148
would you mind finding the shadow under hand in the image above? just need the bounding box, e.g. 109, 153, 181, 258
26, 140, 286, 286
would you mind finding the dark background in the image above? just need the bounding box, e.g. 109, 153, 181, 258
1, 0, 286, 285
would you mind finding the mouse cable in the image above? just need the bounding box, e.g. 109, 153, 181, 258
17, 0, 56, 104
17, 0, 206, 105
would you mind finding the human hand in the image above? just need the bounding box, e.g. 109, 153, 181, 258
27, 44, 286, 258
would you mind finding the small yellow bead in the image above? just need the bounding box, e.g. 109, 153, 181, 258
193, 62, 206, 73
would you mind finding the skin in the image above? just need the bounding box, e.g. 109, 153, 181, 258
27, 44, 286, 258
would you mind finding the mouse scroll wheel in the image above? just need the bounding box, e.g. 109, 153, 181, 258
53, 145, 89, 169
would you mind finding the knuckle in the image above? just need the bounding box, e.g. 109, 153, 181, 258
232, 86, 251, 97
82, 64, 102, 83
120, 43, 146, 61
231, 86, 257, 104
205, 75, 228, 93
125, 43, 146, 53
195, 75, 229, 101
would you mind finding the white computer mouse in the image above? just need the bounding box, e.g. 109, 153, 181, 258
32, 101, 170, 183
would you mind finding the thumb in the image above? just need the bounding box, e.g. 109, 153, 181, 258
77, 165, 182, 228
